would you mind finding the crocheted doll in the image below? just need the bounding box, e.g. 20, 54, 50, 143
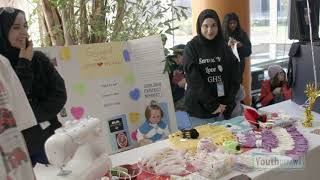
137, 101, 170, 145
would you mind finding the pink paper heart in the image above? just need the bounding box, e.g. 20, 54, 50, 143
71, 106, 84, 120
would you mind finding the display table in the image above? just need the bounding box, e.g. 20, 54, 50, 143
34, 100, 320, 180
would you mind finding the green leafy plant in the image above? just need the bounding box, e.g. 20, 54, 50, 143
30, 0, 188, 46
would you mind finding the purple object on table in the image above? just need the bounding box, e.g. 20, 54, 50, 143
261, 129, 279, 152
284, 125, 308, 159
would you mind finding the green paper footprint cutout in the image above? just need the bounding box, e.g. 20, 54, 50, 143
124, 72, 135, 85
73, 82, 87, 96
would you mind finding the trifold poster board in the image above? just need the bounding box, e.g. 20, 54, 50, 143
0, 55, 36, 180
37, 35, 177, 154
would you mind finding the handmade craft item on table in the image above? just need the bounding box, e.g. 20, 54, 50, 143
45, 117, 111, 180
261, 128, 279, 151
236, 129, 278, 150
244, 109, 296, 129
181, 128, 199, 139
107, 164, 141, 179
211, 116, 252, 133
284, 126, 308, 159
138, 148, 194, 176
237, 125, 308, 160
303, 83, 320, 127
223, 141, 241, 154
169, 125, 236, 152
270, 127, 294, 153
236, 131, 257, 148
243, 108, 267, 129
197, 137, 217, 153
187, 139, 235, 179
190, 156, 234, 179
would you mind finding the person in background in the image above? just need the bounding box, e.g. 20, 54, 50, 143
222, 12, 252, 106
169, 44, 186, 110
183, 9, 241, 127
0, 7, 67, 166
259, 65, 292, 107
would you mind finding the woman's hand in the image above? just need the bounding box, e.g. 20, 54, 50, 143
228, 37, 237, 48
219, 104, 226, 113
19, 40, 33, 61
212, 104, 226, 114
228, 38, 235, 47
272, 87, 281, 95
178, 78, 186, 88
237, 42, 243, 48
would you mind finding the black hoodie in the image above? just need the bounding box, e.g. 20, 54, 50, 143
0, 7, 67, 156
183, 9, 241, 119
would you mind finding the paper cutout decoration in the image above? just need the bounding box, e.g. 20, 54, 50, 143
77, 43, 124, 79
71, 106, 85, 120
128, 112, 140, 124
72, 82, 87, 96
60, 47, 71, 61
124, 72, 135, 85
131, 130, 138, 141
97, 62, 103, 67
123, 49, 130, 62
129, 88, 140, 101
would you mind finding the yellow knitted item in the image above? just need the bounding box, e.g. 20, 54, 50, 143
169, 125, 236, 151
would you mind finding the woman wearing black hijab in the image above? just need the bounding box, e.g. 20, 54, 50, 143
183, 9, 241, 127
0, 7, 67, 166
223, 12, 252, 79
223, 12, 252, 105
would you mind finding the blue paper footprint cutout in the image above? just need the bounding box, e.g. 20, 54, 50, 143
129, 88, 140, 101
123, 49, 130, 62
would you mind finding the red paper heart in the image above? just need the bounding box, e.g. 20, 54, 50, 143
71, 106, 84, 120
97, 62, 103, 67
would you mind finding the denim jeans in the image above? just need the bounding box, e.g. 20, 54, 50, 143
175, 111, 192, 130
231, 85, 245, 118
30, 146, 49, 167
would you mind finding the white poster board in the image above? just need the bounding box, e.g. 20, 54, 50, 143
38, 35, 177, 154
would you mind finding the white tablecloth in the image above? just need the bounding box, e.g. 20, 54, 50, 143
34, 100, 320, 180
